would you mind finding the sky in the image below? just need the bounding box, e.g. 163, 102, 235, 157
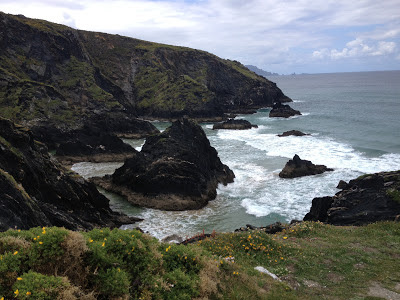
1, 0, 400, 74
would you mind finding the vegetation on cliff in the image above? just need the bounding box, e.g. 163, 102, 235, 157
0, 11, 290, 129
0, 222, 399, 299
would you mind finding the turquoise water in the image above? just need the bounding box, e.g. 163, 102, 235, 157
72, 71, 400, 239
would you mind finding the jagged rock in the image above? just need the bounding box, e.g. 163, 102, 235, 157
278, 130, 309, 137
303, 171, 400, 225
279, 154, 333, 178
336, 180, 348, 189
212, 119, 258, 130
269, 102, 301, 118
92, 119, 235, 210
0, 117, 140, 231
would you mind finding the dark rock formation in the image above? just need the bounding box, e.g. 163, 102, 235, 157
269, 102, 301, 118
212, 119, 258, 130
279, 154, 333, 178
235, 222, 286, 234
92, 119, 235, 210
0, 12, 291, 131
0, 117, 140, 231
278, 130, 309, 137
304, 171, 400, 225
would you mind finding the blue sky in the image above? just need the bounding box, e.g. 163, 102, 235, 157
1, 0, 399, 74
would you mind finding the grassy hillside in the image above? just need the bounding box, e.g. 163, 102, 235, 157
0, 222, 399, 299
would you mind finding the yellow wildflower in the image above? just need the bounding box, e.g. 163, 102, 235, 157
102, 242, 105, 247
14, 289, 19, 296
26, 291, 32, 295
89, 239, 93, 243
39, 241, 43, 245
17, 277, 22, 280
283, 236, 288, 240
13, 251, 18, 255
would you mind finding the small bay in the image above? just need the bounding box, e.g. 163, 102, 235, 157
72, 70, 400, 239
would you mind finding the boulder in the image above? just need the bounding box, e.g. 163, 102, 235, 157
279, 154, 333, 178
92, 118, 235, 210
213, 119, 258, 130
0, 118, 140, 231
278, 130, 309, 137
303, 171, 400, 225
269, 102, 301, 118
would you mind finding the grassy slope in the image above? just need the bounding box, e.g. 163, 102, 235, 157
0, 221, 399, 299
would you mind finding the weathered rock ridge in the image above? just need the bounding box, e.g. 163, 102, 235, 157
212, 119, 258, 130
0, 117, 139, 231
279, 154, 333, 178
304, 171, 400, 225
92, 119, 235, 210
0, 11, 291, 133
269, 102, 301, 118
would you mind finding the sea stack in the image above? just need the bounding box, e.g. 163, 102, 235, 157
279, 154, 333, 178
213, 119, 258, 130
92, 119, 235, 210
269, 102, 301, 118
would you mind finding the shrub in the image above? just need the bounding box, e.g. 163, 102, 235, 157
12, 271, 70, 300
94, 267, 131, 297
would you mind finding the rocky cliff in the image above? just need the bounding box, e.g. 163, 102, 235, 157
0, 117, 139, 231
304, 171, 400, 225
0, 12, 291, 131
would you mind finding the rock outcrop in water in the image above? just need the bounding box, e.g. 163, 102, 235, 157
304, 171, 400, 225
279, 154, 333, 178
278, 130, 309, 137
212, 119, 258, 130
0, 117, 139, 231
92, 119, 235, 210
269, 102, 301, 118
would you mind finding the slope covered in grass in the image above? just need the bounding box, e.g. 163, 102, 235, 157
0, 222, 399, 299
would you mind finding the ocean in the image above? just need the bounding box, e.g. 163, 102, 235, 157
72, 70, 400, 240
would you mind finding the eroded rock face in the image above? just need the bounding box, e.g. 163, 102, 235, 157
212, 119, 258, 130
269, 102, 301, 118
92, 119, 235, 210
0, 117, 139, 231
279, 154, 333, 178
304, 171, 400, 225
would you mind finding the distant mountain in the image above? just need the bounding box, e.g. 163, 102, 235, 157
245, 65, 280, 77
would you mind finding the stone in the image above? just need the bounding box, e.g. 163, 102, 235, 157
278, 130, 309, 137
269, 102, 301, 118
279, 154, 333, 178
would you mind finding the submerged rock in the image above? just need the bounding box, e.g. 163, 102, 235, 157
0, 117, 140, 231
279, 154, 333, 178
278, 130, 309, 137
92, 118, 235, 210
304, 171, 400, 225
269, 102, 301, 118
212, 119, 258, 130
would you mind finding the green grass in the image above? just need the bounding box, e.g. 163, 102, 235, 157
0, 222, 399, 299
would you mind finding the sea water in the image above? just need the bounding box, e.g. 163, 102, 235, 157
72, 71, 400, 239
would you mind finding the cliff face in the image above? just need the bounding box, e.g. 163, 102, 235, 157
0, 117, 138, 231
0, 12, 291, 127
